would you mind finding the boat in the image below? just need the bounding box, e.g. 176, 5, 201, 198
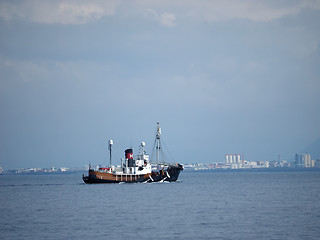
83, 123, 183, 184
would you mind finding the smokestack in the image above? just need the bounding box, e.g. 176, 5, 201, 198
125, 149, 134, 167
125, 149, 133, 160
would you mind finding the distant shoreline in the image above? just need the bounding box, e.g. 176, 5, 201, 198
0, 170, 87, 176
2, 168, 320, 176
183, 167, 320, 173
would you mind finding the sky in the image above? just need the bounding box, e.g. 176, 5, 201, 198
0, 0, 320, 169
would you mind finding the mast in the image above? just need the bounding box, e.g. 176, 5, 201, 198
108, 139, 113, 166
141, 141, 146, 155
156, 122, 161, 164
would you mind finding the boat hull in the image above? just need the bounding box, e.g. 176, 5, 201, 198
83, 171, 151, 184
83, 164, 183, 184
165, 164, 183, 182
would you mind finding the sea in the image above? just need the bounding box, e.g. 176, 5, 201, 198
1, 169, 320, 240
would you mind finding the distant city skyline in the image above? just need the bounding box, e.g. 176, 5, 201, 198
1, 149, 319, 171
1, 1, 320, 169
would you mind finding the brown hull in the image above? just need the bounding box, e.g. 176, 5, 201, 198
83, 171, 152, 184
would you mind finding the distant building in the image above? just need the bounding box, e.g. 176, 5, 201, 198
315, 159, 320, 168
294, 153, 314, 167
225, 154, 241, 164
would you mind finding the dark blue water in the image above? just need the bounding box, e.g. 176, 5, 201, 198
1, 170, 320, 239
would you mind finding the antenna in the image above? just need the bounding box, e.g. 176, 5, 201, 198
108, 139, 113, 166
141, 141, 146, 154
156, 122, 161, 164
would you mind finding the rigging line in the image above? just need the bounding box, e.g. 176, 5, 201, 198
150, 135, 157, 163
159, 139, 169, 163
161, 138, 174, 163
159, 139, 164, 163
150, 126, 156, 162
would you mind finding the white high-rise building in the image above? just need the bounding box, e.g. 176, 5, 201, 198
225, 154, 241, 164
294, 153, 313, 167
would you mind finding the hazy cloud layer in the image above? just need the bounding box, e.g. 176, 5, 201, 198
0, 0, 119, 24
1, 0, 320, 24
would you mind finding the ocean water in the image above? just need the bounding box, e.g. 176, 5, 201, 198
1, 170, 320, 240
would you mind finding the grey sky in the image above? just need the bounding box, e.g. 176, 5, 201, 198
0, 0, 319, 169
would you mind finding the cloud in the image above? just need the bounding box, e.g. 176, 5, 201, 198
159, 12, 176, 27
147, 9, 176, 27
0, 0, 119, 24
